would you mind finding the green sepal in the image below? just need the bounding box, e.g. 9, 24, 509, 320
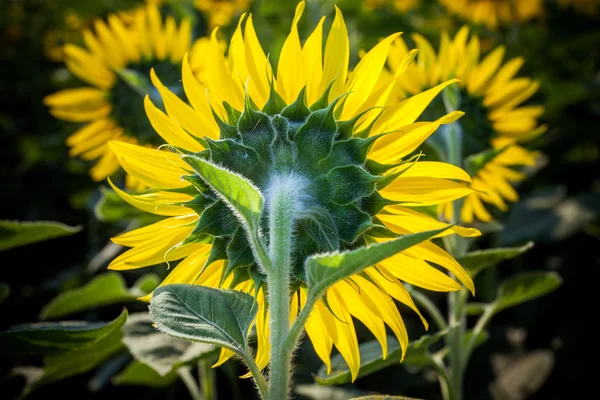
223, 101, 241, 125
262, 80, 287, 115
226, 228, 255, 271
238, 93, 275, 158
295, 97, 343, 163
365, 159, 401, 175
194, 201, 239, 238
177, 194, 213, 215
337, 107, 383, 140
330, 204, 373, 243
205, 138, 268, 187
205, 237, 228, 267
182, 174, 212, 194
362, 191, 400, 215
320, 135, 379, 170
226, 266, 252, 289
281, 87, 310, 122
250, 269, 266, 298
309, 79, 336, 111
209, 104, 240, 140
327, 166, 378, 205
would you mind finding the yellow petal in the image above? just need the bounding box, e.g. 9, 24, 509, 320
380, 177, 473, 206
44, 88, 107, 108
109, 141, 190, 189
394, 161, 472, 182
379, 255, 462, 292
244, 15, 272, 107
276, 2, 306, 104
108, 178, 195, 216
320, 5, 349, 100
303, 17, 326, 105
144, 95, 205, 151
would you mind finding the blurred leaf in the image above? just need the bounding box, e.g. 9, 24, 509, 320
116, 68, 153, 97
465, 302, 487, 316
112, 361, 179, 388
316, 330, 448, 385
307, 228, 448, 297
149, 285, 257, 359
493, 272, 562, 313
457, 242, 534, 278
94, 187, 145, 222
500, 188, 600, 245
0, 220, 82, 251
463, 330, 489, 351
122, 312, 218, 376
0, 283, 9, 304
40, 273, 158, 320
11, 310, 128, 395
0, 309, 127, 355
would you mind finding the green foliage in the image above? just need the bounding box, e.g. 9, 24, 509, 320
8, 310, 128, 395
0, 220, 82, 251
0, 283, 9, 304
122, 312, 218, 376
149, 285, 257, 359
112, 361, 179, 388
0, 309, 127, 355
306, 227, 449, 298
316, 331, 448, 385
494, 272, 562, 313
40, 273, 158, 320
457, 242, 534, 278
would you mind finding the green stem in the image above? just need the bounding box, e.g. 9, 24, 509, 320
431, 354, 455, 400
198, 360, 216, 400
267, 175, 304, 400
410, 289, 448, 331
463, 305, 495, 364
178, 368, 203, 400
241, 354, 270, 400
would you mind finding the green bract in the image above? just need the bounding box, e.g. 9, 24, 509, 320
174, 88, 399, 291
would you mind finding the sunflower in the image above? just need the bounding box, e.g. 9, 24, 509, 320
384, 27, 546, 223
438, 0, 544, 29
107, 2, 480, 379
558, 0, 599, 15
44, 4, 210, 186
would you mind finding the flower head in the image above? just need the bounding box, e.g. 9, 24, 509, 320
385, 27, 546, 223
108, 2, 479, 379
439, 0, 544, 29
44, 5, 209, 186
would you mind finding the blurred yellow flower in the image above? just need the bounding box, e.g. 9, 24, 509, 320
107, 2, 479, 380
385, 27, 546, 223
439, 0, 544, 29
44, 5, 209, 186
366, 0, 422, 12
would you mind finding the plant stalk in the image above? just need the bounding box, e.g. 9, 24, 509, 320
198, 359, 216, 400
266, 175, 303, 399
178, 368, 204, 400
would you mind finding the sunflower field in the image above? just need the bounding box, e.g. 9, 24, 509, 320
1, 0, 598, 399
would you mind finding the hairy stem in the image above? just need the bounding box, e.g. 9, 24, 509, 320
241, 354, 269, 400
266, 174, 305, 399
463, 305, 495, 364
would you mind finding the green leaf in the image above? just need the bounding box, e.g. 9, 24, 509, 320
306, 227, 449, 297
0, 220, 82, 251
316, 331, 447, 385
457, 242, 534, 278
149, 285, 257, 358
0, 309, 128, 356
493, 271, 562, 313
122, 312, 217, 376
182, 156, 264, 234
112, 361, 179, 388
116, 68, 152, 97
40, 273, 158, 320
10, 310, 128, 395
465, 302, 487, 316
